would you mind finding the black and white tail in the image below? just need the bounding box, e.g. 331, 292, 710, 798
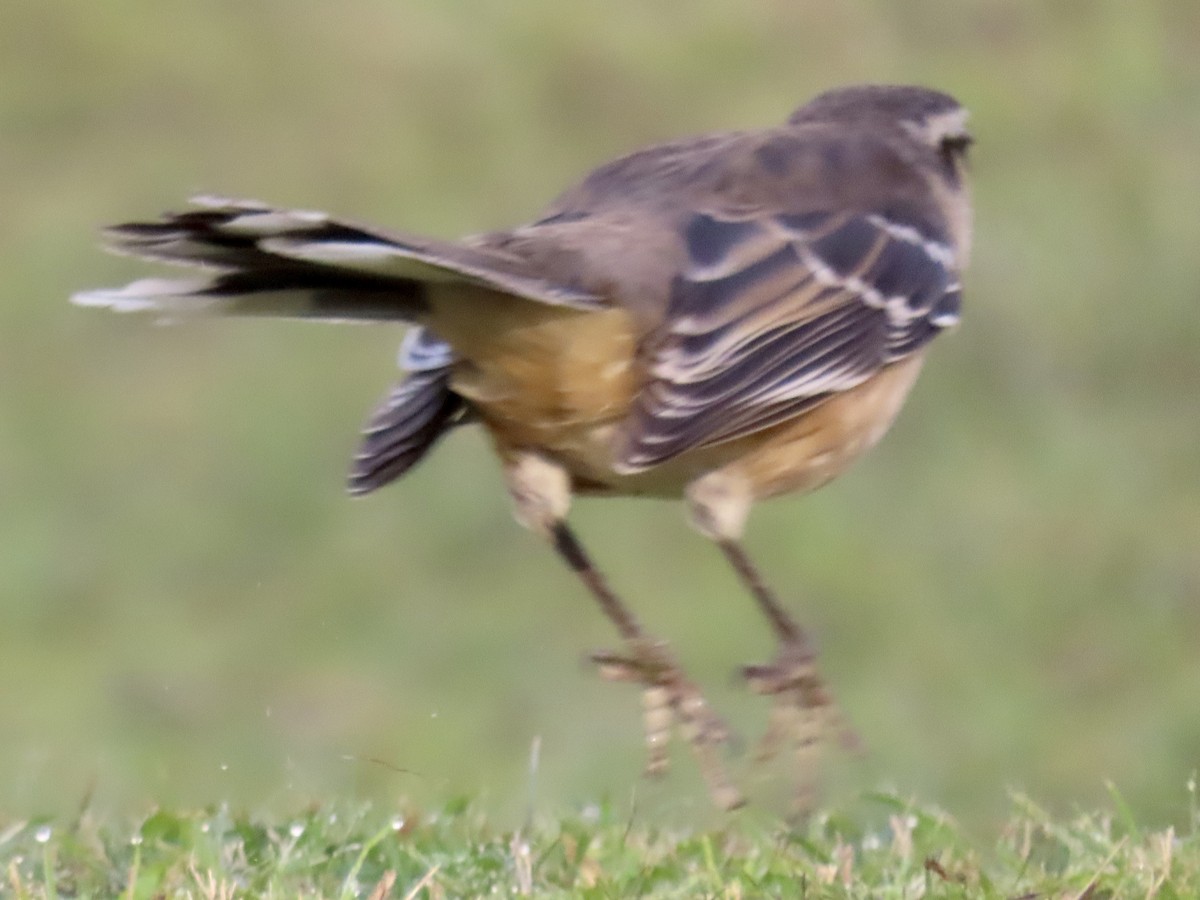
72, 196, 598, 322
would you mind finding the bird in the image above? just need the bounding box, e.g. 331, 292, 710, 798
74, 83, 974, 811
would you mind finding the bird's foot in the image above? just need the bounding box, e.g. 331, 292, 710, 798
742, 633, 860, 813
591, 638, 745, 811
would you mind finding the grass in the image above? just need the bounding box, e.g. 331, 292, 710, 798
4, 0, 1200, 835
3, 787, 1196, 898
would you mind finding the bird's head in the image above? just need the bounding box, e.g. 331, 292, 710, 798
790, 84, 973, 182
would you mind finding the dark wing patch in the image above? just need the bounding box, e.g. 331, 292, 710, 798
617, 209, 960, 471
807, 216, 879, 277
684, 215, 763, 268
347, 328, 468, 494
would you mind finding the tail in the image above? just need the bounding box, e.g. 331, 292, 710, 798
72, 196, 600, 322
347, 327, 471, 495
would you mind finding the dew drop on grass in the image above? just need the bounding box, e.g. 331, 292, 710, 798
35, 825, 51, 844
289, 821, 305, 839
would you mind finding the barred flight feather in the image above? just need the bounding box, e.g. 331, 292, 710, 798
617, 205, 961, 471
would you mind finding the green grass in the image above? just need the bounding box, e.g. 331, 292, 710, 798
3, 0, 1200, 836
3, 788, 1196, 898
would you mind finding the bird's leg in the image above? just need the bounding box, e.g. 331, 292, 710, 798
551, 521, 743, 810
718, 538, 860, 759
687, 471, 857, 811
506, 453, 743, 811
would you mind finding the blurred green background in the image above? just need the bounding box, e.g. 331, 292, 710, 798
3, 1, 1198, 831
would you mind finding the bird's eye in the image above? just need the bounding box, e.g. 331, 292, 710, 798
940, 133, 973, 160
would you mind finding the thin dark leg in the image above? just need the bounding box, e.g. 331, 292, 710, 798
716, 537, 860, 812
551, 522, 643, 642
548, 520, 744, 811
717, 539, 804, 644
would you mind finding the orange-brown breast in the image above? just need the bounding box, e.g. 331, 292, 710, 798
712, 352, 926, 500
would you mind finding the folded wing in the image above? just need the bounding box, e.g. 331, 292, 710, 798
617, 206, 962, 471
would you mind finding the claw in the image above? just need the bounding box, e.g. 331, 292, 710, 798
742, 634, 860, 812
589, 642, 745, 810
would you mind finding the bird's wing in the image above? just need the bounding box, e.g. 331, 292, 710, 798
73, 196, 602, 321
616, 204, 962, 472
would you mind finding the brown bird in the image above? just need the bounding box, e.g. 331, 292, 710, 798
74, 83, 973, 810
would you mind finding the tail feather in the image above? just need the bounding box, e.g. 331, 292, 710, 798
72, 273, 422, 323
347, 366, 469, 494
348, 328, 467, 494
73, 196, 601, 322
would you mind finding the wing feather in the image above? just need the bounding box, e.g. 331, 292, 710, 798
617, 206, 961, 471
